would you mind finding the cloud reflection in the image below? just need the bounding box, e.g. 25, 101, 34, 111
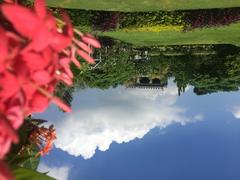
38, 163, 70, 180
54, 83, 202, 159
231, 106, 240, 119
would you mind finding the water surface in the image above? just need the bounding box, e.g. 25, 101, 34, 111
36, 74, 240, 180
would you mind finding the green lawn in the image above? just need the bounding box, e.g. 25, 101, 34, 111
47, 0, 240, 11
48, 0, 240, 47
97, 23, 240, 47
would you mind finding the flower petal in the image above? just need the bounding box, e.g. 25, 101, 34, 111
26, 25, 52, 52
30, 92, 49, 113
70, 46, 81, 68
22, 52, 49, 71
61, 11, 73, 37
77, 50, 95, 64
71, 56, 81, 68
51, 33, 71, 51
0, 161, 14, 180
22, 83, 36, 101
81, 35, 101, 48
6, 106, 23, 129
1, 4, 40, 38
60, 57, 71, 65
0, 117, 18, 144
52, 97, 71, 112
73, 38, 92, 54
62, 65, 73, 78
0, 72, 19, 101
34, 0, 47, 19
0, 28, 8, 66
56, 72, 73, 86
32, 70, 52, 85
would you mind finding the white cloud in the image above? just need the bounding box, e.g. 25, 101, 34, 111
54, 83, 202, 159
38, 162, 70, 180
193, 114, 204, 121
231, 106, 240, 119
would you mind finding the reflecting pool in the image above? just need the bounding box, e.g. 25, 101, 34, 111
36, 49, 240, 179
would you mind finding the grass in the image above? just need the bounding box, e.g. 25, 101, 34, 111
97, 23, 240, 47
47, 0, 240, 11
49, 0, 240, 47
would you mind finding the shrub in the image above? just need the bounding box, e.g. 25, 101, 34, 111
185, 8, 240, 29
92, 11, 120, 31
119, 11, 186, 29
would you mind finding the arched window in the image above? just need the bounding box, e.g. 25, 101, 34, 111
139, 77, 150, 84
152, 78, 161, 85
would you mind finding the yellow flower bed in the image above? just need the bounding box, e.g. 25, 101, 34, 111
120, 25, 184, 32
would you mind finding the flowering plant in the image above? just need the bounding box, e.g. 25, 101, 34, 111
0, 0, 100, 179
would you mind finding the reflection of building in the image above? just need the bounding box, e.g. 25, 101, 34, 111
127, 76, 168, 89
132, 51, 149, 61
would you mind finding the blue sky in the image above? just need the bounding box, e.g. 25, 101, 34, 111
36, 81, 240, 180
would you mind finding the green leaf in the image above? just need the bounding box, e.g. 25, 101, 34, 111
21, 154, 40, 171
8, 154, 32, 167
21, 145, 40, 170
30, 119, 48, 126
12, 167, 56, 180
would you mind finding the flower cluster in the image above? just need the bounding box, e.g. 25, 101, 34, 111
0, 0, 100, 162
29, 124, 56, 157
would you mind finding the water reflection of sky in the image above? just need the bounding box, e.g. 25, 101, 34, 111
36, 80, 240, 180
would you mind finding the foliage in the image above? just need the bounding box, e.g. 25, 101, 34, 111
169, 53, 240, 95
185, 8, 240, 29
128, 52, 240, 95
46, 0, 240, 12
59, 7, 240, 34
119, 11, 186, 28
65, 9, 94, 32
12, 167, 55, 180
99, 22, 240, 46
66, 9, 93, 27
92, 11, 119, 31
6, 118, 55, 170
55, 83, 75, 109
75, 43, 135, 89
72, 39, 240, 95
75, 41, 240, 96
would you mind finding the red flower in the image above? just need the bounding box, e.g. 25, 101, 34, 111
0, 161, 14, 180
30, 124, 57, 157
1, 4, 41, 39
0, 117, 18, 159
82, 34, 101, 48
0, 72, 19, 101
0, 0, 100, 163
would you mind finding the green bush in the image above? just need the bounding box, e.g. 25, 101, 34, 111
119, 11, 186, 29
66, 9, 93, 27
